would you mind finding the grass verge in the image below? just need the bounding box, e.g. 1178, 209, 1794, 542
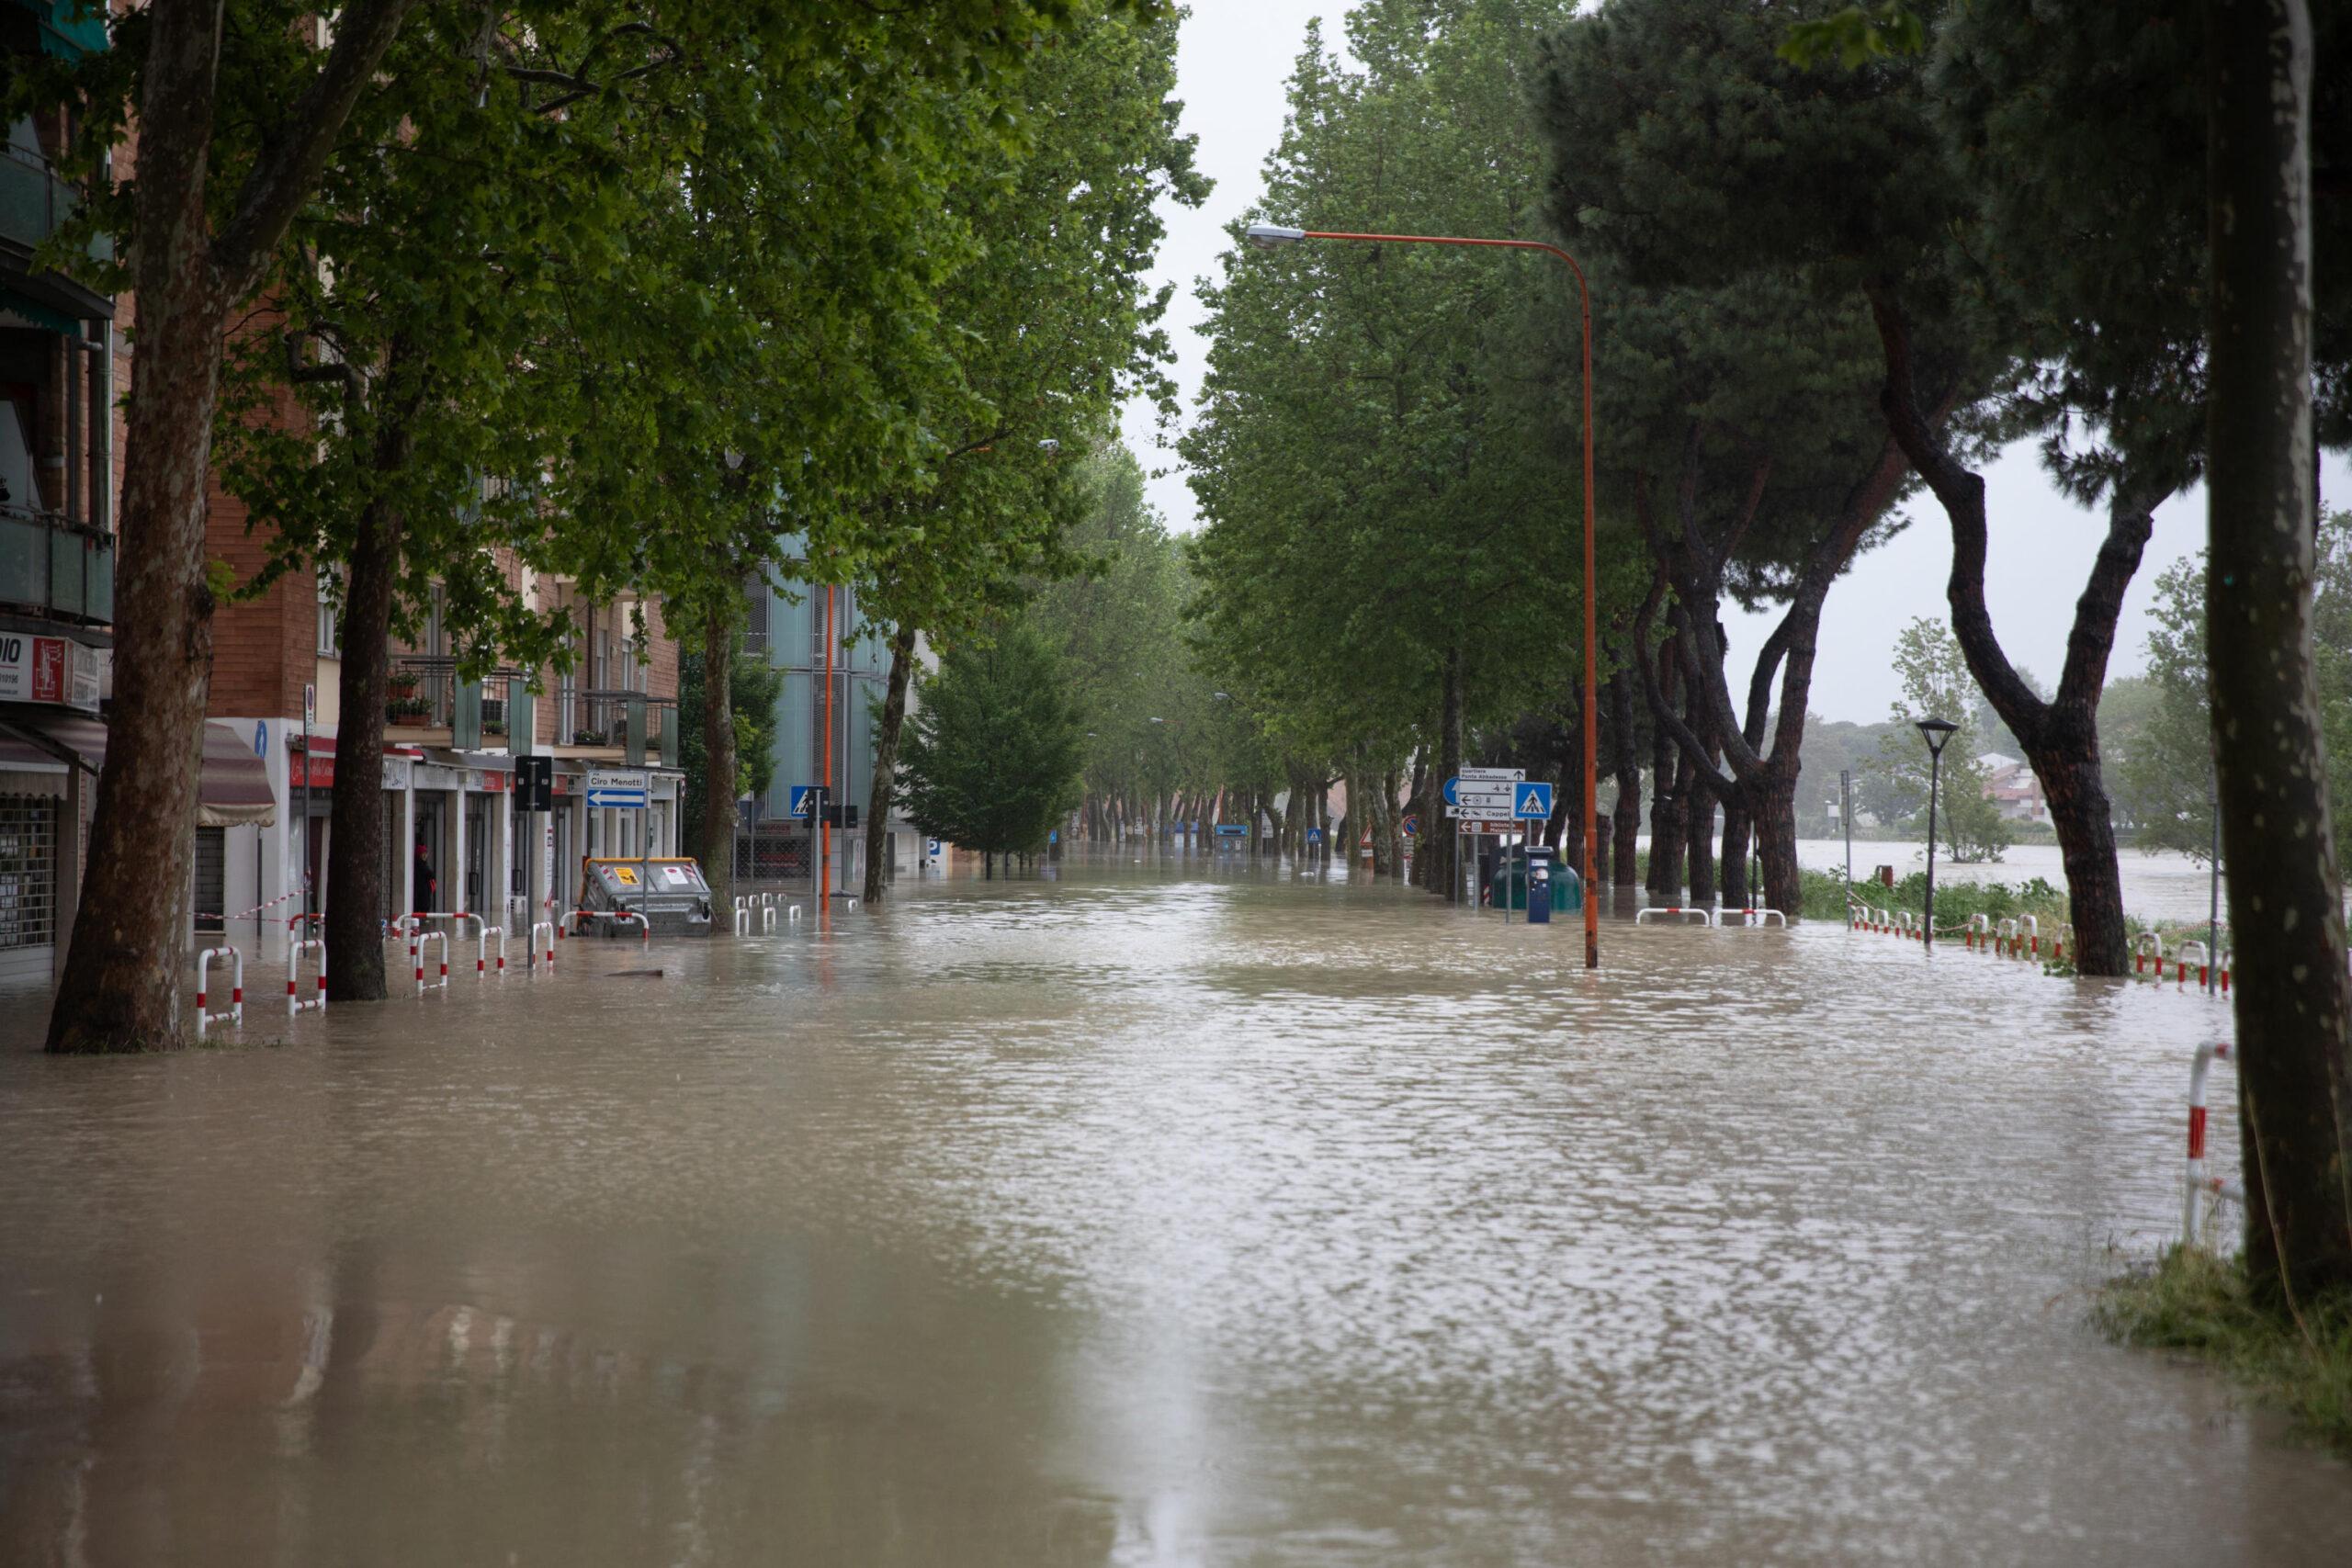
2097, 1246, 2352, 1454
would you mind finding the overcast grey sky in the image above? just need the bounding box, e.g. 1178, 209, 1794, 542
1120, 0, 2347, 726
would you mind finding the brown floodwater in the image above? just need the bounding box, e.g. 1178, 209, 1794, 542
1, 851, 2345, 1565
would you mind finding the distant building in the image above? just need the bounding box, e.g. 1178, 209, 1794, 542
741, 572, 922, 889
1976, 751, 2048, 823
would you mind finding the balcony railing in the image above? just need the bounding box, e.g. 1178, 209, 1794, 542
0, 504, 111, 626
387, 655, 522, 750
386, 654, 456, 737
572, 691, 677, 765
0, 143, 111, 265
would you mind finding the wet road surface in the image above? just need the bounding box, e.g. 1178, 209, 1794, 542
1, 853, 2345, 1564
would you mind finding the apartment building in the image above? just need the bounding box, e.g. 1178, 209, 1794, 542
0, 3, 276, 986
204, 525, 685, 958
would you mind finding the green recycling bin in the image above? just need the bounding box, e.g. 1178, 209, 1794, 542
1488, 847, 1584, 913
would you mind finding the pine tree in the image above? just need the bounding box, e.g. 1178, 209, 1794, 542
897, 620, 1086, 874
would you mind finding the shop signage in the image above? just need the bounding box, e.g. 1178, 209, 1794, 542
292, 752, 414, 789
0, 633, 101, 712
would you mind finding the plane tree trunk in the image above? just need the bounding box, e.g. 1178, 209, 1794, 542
701, 602, 738, 914
45, 0, 424, 1055
862, 625, 916, 902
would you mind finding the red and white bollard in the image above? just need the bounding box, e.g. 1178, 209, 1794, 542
195, 945, 243, 1040
414, 931, 450, 995
2184, 1041, 2244, 1247
529, 919, 557, 972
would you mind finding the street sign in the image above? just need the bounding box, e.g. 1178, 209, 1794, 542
585, 767, 650, 809
515, 756, 554, 812
1452, 817, 1516, 834
303, 682, 316, 727
1460, 766, 1526, 784
1306, 827, 1323, 843
926, 838, 941, 857
787, 784, 820, 818
1214, 823, 1248, 838
1444, 777, 1520, 812
253, 721, 267, 757
1401, 813, 1419, 837
1513, 782, 1555, 820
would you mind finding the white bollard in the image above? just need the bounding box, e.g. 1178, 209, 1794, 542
529, 920, 557, 972
479, 924, 506, 977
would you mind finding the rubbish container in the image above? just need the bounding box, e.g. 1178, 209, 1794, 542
1489, 846, 1584, 914
582, 857, 715, 937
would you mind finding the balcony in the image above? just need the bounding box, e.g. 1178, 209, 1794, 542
0, 504, 111, 626
0, 143, 113, 295
384, 655, 456, 745
559, 691, 676, 766
386, 655, 519, 750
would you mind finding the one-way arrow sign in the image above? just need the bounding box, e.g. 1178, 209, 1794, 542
1513, 782, 1555, 820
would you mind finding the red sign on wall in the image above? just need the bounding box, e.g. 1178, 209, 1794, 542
28, 637, 64, 703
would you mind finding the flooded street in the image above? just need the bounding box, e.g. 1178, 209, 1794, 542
3, 855, 2346, 1564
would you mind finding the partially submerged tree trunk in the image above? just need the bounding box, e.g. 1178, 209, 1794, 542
320, 459, 410, 1004
46, 0, 424, 1053
1610, 667, 1642, 895
1439, 649, 1464, 900
702, 603, 738, 914
863, 625, 916, 902
1645, 626, 1683, 899
1635, 434, 1915, 922
1871, 293, 2160, 976
2205, 0, 2352, 1303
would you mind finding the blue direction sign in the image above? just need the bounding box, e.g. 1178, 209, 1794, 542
585, 768, 650, 809
1214, 823, 1248, 838
787, 784, 820, 818
1513, 781, 1555, 820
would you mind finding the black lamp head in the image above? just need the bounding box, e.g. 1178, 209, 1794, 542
1915, 716, 1959, 757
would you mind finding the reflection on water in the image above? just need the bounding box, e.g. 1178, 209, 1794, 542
2, 849, 2346, 1565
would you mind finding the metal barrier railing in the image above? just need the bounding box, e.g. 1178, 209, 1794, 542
413, 931, 449, 995
1634, 907, 1711, 925
529, 920, 557, 972
568, 908, 650, 945
195, 945, 243, 1039
287, 919, 326, 1016
477, 924, 506, 976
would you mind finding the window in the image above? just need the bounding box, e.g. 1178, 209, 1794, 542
316, 567, 343, 656
0, 795, 56, 951
744, 582, 769, 657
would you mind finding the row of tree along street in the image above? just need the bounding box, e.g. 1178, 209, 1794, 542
1180, 0, 2348, 1302
24, 1, 1199, 1047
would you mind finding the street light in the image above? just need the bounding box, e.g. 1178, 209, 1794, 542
1242, 221, 1600, 967
1915, 716, 1959, 948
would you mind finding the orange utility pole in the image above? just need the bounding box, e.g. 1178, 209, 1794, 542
820, 583, 834, 918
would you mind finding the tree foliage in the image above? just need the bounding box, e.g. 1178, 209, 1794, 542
897, 618, 1087, 864
2123, 512, 2352, 871
1865, 617, 2012, 863
679, 637, 786, 860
